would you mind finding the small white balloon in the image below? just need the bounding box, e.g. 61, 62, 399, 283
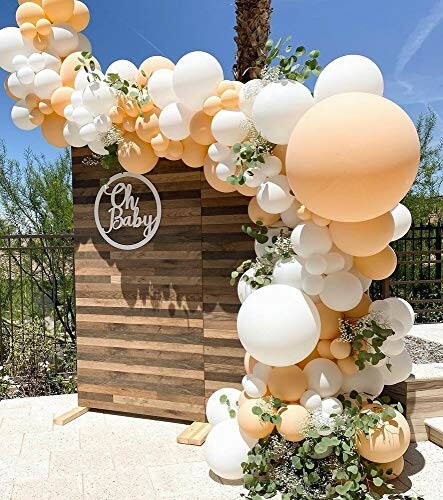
340, 365, 384, 397
244, 168, 267, 188
42, 51, 62, 72
93, 114, 112, 133
12, 54, 29, 71
63, 121, 87, 147
291, 222, 333, 258
391, 204, 412, 241
302, 272, 325, 296
350, 266, 372, 292
88, 140, 109, 155
300, 390, 322, 412
305, 254, 328, 275
252, 363, 273, 384
79, 122, 99, 143
381, 338, 405, 357
16, 66, 35, 86
7, 72, 34, 99
215, 162, 235, 181
242, 375, 267, 398
28, 53, 45, 73
211, 109, 247, 146
272, 256, 304, 288
159, 102, 194, 141
256, 175, 294, 214
11, 100, 38, 131
64, 104, 74, 121
369, 299, 391, 316
48, 24, 79, 58
321, 397, 343, 416
238, 268, 256, 304
324, 252, 346, 275
385, 297, 415, 339
377, 350, 412, 386
72, 106, 93, 126
239, 78, 264, 117
82, 81, 116, 116
74, 69, 104, 91
303, 359, 343, 398
208, 142, 230, 163
106, 59, 139, 82
281, 201, 302, 228
148, 68, 177, 109
262, 156, 282, 177
320, 271, 363, 312
33, 69, 62, 99
206, 388, 241, 426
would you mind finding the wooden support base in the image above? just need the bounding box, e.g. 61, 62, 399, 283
54, 406, 89, 426
177, 421, 211, 446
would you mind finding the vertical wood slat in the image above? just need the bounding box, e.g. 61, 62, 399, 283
72, 147, 253, 421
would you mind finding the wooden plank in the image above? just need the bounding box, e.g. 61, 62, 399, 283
177, 421, 212, 446
54, 406, 89, 426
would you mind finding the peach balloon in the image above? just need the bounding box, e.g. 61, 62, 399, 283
238, 390, 254, 407
182, 137, 208, 168
29, 108, 44, 126
122, 98, 139, 118
221, 89, 239, 109
26, 94, 40, 109
20, 22, 37, 40
122, 116, 137, 133
117, 133, 159, 174
164, 141, 184, 161
16, 3, 45, 26
237, 399, 274, 439
273, 145, 287, 173
356, 406, 410, 463
297, 206, 312, 221
316, 339, 334, 360
151, 133, 170, 153
268, 365, 307, 402
39, 100, 53, 115
244, 353, 258, 375
248, 197, 280, 226
330, 338, 352, 360
286, 93, 420, 223
65, 1, 90, 31
312, 214, 331, 227
33, 34, 49, 51
337, 356, 358, 376
41, 114, 68, 148
354, 246, 397, 281
50, 86, 74, 117
345, 293, 372, 319
316, 303, 342, 340
189, 111, 215, 146
376, 456, 404, 480
203, 156, 236, 194
329, 212, 395, 257
138, 56, 174, 86
110, 105, 125, 124
36, 18, 52, 36
276, 404, 309, 442
140, 99, 155, 114
135, 111, 160, 142
203, 96, 223, 116
60, 52, 101, 88
237, 183, 257, 197
297, 348, 320, 369
217, 80, 236, 96
18, 0, 42, 4
42, 0, 75, 23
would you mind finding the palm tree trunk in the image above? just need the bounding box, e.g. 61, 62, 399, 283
233, 0, 273, 83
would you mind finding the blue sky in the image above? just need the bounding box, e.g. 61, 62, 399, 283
1, 0, 443, 162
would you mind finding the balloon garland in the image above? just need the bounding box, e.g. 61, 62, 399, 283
0, 1, 421, 497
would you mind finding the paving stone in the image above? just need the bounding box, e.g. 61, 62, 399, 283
0, 451, 50, 483
11, 474, 83, 500
0, 434, 23, 457
0, 481, 13, 500
21, 427, 80, 454
0, 414, 53, 435
50, 448, 114, 477
82, 470, 156, 500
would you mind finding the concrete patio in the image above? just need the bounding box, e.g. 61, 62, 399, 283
0, 393, 441, 500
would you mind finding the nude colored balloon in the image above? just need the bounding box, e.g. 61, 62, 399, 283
65, 1, 90, 31
376, 456, 405, 480
237, 399, 274, 439
248, 197, 280, 226
354, 246, 397, 281
138, 56, 174, 86
135, 111, 160, 142
151, 133, 169, 153
50, 86, 74, 116
276, 404, 309, 442
42, 0, 75, 23
297, 349, 320, 370
316, 303, 342, 340
181, 137, 208, 168
356, 406, 410, 463
60, 52, 101, 88
16, 3, 45, 26
268, 366, 307, 402
344, 293, 372, 319
286, 93, 420, 223
316, 339, 334, 360
329, 212, 395, 257
329, 338, 352, 360
41, 113, 68, 147
203, 95, 223, 116
337, 356, 358, 376
237, 183, 257, 197
189, 111, 215, 145
117, 133, 158, 174
203, 156, 236, 194
36, 18, 52, 36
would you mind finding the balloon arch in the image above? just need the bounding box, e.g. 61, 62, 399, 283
1, 1, 420, 497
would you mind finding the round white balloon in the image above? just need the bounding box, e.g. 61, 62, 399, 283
72, 106, 93, 126
215, 162, 235, 181
88, 140, 109, 155
159, 102, 194, 141
300, 390, 322, 412
17, 66, 35, 86
262, 156, 282, 177
244, 168, 267, 188
340, 365, 384, 397
63, 121, 87, 147
206, 388, 241, 426
79, 123, 99, 143
291, 222, 333, 258
281, 201, 302, 228
302, 272, 325, 296
11, 100, 38, 131
272, 256, 304, 288
82, 81, 116, 116
350, 266, 372, 293
148, 69, 177, 109
391, 204, 412, 241
6, 72, 34, 99
320, 271, 363, 312
305, 254, 328, 275
381, 338, 405, 357
33, 69, 62, 100
47, 24, 79, 58
303, 359, 343, 398
238, 268, 256, 304
242, 375, 267, 398
208, 142, 230, 163
211, 109, 247, 146
77, 33, 92, 53
385, 297, 415, 339
321, 397, 343, 416
93, 114, 112, 133
254, 227, 282, 258
257, 175, 294, 214
28, 53, 45, 73
0, 27, 34, 72
377, 350, 412, 385
106, 59, 139, 82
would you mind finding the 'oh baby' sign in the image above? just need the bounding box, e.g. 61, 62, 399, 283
94, 173, 162, 250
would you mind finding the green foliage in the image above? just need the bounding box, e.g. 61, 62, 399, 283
252, 397, 287, 426
219, 394, 237, 419
229, 141, 273, 186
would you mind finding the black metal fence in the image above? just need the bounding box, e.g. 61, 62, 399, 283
0, 234, 76, 399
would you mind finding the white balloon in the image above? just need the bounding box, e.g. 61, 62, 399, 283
239, 79, 264, 117
314, 55, 384, 103
369, 299, 391, 316
148, 69, 177, 109
303, 359, 343, 398
74, 69, 104, 90
93, 114, 112, 133
245, 168, 267, 188
257, 175, 294, 214
291, 222, 333, 258
206, 388, 241, 426
302, 273, 325, 296
215, 162, 235, 181
211, 109, 247, 146
254, 227, 283, 258
159, 102, 194, 141
208, 142, 230, 163
89, 140, 108, 155
262, 156, 282, 177
378, 350, 413, 386
0, 27, 34, 72
252, 363, 272, 384
12, 54, 29, 71
391, 204, 412, 241
300, 390, 322, 412
324, 252, 346, 274
11, 100, 38, 131
34, 69, 62, 99
77, 33, 92, 53
252, 80, 314, 144
322, 397, 343, 416
272, 256, 304, 288
237, 268, 256, 304
320, 271, 363, 311
281, 201, 302, 229
381, 338, 405, 357
6, 73, 34, 99
17, 66, 35, 86
242, 375, 267, 398
385, 297, 415, 339
340, 365, 384, 397
42, 52, 61, 72
106, 59, 138, 82
173, 51, 223, 110
64, 105, 74, 121
350, 266, 372, 292
63, 121, 87, 147
305, 254, 328, 275
237, 284, 320, 367
79, 123, 99, 143
72, 106, 93, 126
28, 53, 45, 73
204, 419, 257, 480
48, 24, 79, 58
71, 90, 84, 108
82, 81, 116, 116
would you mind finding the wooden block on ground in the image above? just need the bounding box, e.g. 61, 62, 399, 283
54, 406, 89, 426
177, 421, 211, 446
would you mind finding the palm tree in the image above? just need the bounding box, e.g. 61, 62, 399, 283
233, 0, 273, 83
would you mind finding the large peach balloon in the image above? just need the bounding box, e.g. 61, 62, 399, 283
41, 113, 68, 148
356, 406, 410, 463
376, 456, 404, 480
117, 133, 159, 174
190, 111, 215, 145
286, 93, 420, 223
16, 3, 45, 26
237, 399, 274, 439
345, 293, 372, 319
329, 212, 395, 257
330, 338, 352, 360
60, 52, 101, 88
268, 366, 307, 402
237, 184, 258, 197
354, 246, 397, 280
42, 0, 75, 23
316, 303, 342, 340
182, 137, 208, 168
138, 56, 174, 86
65, 1, 90, 31
203, 156, 236, 194
276, 404, 309, 442
248, 197, 280, 226
50, 86, 74, 116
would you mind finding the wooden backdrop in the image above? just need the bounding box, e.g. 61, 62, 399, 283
72, 147, 253, 421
